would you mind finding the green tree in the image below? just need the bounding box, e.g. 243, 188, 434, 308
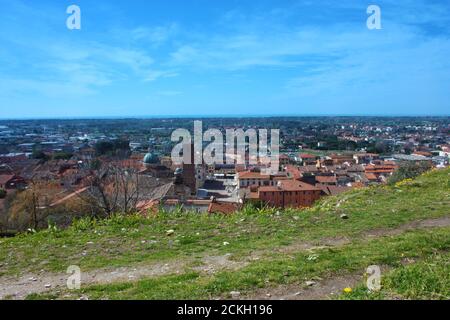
388, 161, 432, 185
31, 150, 50, 161
94, 139, 130, 157
53, 152, 73, 160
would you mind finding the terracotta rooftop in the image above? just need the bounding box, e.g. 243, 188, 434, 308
248, 192, 260, 199
285, 165, 302, 180
272, 175, 290, 181
238, 171, 270, 179
259, 180, 320, 192
280, 180, 320, 191
299, 153, 316, 159
315, 176, 337, 184
0, 174, 15, 185
412, 151, 432, 157
316, 184, 351, 196
258, 186, 281, 192
365, 164, 397, 174
365, 173, 378, 181
208, 201, 239, 215
298, 165, 321, 173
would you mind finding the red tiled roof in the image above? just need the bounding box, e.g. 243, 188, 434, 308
279, 180, 320, 191
0, 174, 15, 185
412, 151, 432, 157
365, 164, 397, 173
273, 175, 290, 181
316, 184, 351, 196
367, 170, 395, 174
315, 176, 337, 183
365, 173, 378, 181
208, 202, 239, 215
259, 180, 320, 192
248, 192, 260, 199
285, 165, 302, 180
299, 153, 316, 159
259, 186, 281, 192
238, 171, 270, 179
298, 165, 321, 173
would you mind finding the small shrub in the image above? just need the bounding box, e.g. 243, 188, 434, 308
388, 161, 432, 185
72, 217, 96, 231
100, 213, 145, 229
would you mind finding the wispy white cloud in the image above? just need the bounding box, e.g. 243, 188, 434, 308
131, 23, 179, 45
0, 0, 449, 116
164, 0, 450, 115
0, 1, 182, 97
144, 70, 179, 82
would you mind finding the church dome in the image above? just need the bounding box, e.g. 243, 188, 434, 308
143, 152, 159, 165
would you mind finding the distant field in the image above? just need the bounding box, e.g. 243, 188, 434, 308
299, 149, 355, 156
1, 168, 449, 300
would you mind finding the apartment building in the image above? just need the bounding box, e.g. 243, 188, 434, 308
256, 180, 322, 208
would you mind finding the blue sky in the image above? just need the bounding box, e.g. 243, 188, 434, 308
0, 0, 449, 118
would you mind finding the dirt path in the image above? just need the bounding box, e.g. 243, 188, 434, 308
0, 253, 245, 300
0, 252, 248, 299
245, 273, 365, 300
251, 216, 450, 257
243, 217, 450, 301
243, 253, 436, 301
0, 261, 186, 300
1, 215, 449, 300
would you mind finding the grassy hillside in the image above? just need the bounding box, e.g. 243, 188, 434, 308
0, 168, 449, 300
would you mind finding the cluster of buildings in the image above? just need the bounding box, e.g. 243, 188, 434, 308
135, 146, 448, 214
0, 118, 449, 219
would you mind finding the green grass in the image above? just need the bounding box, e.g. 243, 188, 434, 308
0, 168, 449, 300
341, 252, 450, 300
32, 227, 450, 300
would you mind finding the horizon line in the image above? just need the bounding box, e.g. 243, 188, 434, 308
1, 114, 450, 121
